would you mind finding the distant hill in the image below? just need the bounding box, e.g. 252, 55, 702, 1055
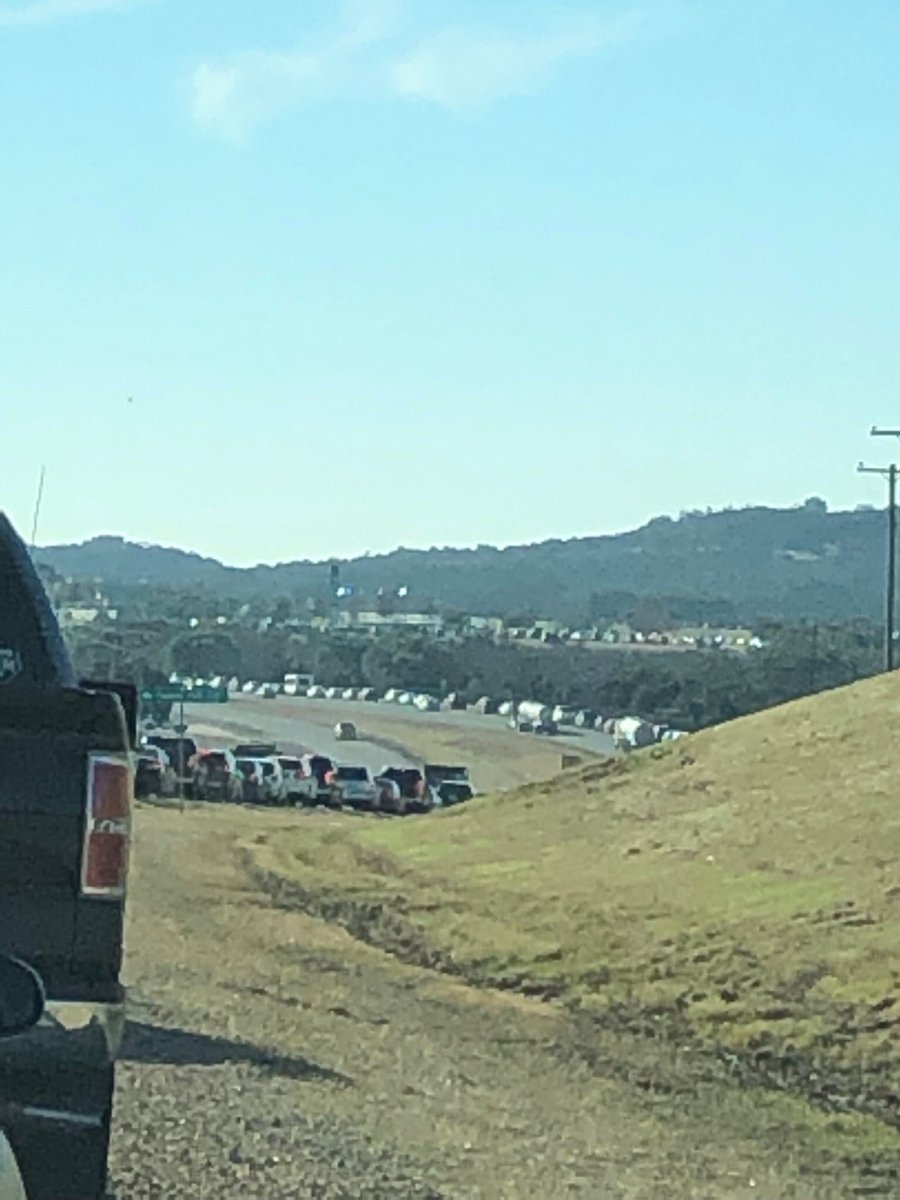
33, 501, 888, 625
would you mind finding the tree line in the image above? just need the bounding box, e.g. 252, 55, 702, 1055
65, 616, 884, 732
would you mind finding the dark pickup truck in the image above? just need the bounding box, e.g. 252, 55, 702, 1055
0, 514, 133, 1199
424, 764, 474, 808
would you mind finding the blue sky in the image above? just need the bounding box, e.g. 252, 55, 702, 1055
2, 0, 899, 565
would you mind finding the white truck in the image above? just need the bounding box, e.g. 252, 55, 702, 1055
517, 700, 552, 725
283, 672, 314, 696
613, 716, 656, 751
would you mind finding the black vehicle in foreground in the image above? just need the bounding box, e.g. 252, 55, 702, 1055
0, 513, 133, 1200
0, 954, 49, 1196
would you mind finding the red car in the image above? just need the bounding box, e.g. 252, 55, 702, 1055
379, 766, 430, 813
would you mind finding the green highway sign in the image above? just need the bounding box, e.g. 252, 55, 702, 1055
140, 686, 186, 704
187, 685, 229, 704
140, 684, 229, 706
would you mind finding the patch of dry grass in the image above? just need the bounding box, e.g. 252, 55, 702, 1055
247, 672, 900, 1169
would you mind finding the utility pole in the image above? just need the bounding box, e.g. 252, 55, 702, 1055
177, 691, 186, 813
869, 426, 900, 669
858, 458, 898, 671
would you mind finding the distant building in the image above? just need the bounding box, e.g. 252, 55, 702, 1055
351, 611, 445, 636
465, 616, 504, 637
57, 605, 118, 628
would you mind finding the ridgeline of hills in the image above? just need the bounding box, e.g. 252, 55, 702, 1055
34, 500, 887, 626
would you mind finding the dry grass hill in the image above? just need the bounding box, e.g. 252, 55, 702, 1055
248, 672, 900, 1184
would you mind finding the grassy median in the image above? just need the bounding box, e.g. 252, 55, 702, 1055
246, 671, 900, 1176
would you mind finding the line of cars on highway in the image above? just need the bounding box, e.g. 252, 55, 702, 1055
134, 729, 474, 816
181, 671, 689, 745
231, 677, 687, 745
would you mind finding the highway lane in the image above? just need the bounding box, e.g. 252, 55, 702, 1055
228, 694, 618, 760
183, 694, 615, 795
183, 699, 421, 777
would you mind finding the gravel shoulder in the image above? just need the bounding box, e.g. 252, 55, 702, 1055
109, 803, 865, 1198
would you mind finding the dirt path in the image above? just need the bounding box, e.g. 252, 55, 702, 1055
108, 804, 849, 1198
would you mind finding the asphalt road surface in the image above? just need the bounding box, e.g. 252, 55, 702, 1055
185, 697, 421, 777
184, 694, 616, 789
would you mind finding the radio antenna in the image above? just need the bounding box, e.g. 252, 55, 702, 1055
30, 464, 46, 549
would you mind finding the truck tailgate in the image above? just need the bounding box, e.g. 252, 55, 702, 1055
0, 731, 84, 980
0, 689, 128, 998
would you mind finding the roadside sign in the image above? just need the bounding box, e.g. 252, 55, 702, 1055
140, 686, 186, 704
184, 685, 229, 704
140, 684, 228, 705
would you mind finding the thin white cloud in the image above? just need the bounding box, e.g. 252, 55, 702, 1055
191, 3, 649, 142
0, 0, 143, 25
337, 0, 402, 51
192, 52, 326, 146
190, 0, 401, 144
391, 14, 641, 112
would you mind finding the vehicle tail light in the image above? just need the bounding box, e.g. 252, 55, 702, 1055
82, 753, 132, 899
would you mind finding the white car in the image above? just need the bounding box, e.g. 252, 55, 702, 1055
277, 755, 318, 804
283, 673, 314, 696
413, 694, 440, 712
306, 685, 327, 699
251, 757, 285, 803
330, 765, 378, 810
139, 742, 171, 769
301, 753, 336, 802
241, 680, 257, 694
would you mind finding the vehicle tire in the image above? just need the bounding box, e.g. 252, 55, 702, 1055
11, 1064, 114, 1200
